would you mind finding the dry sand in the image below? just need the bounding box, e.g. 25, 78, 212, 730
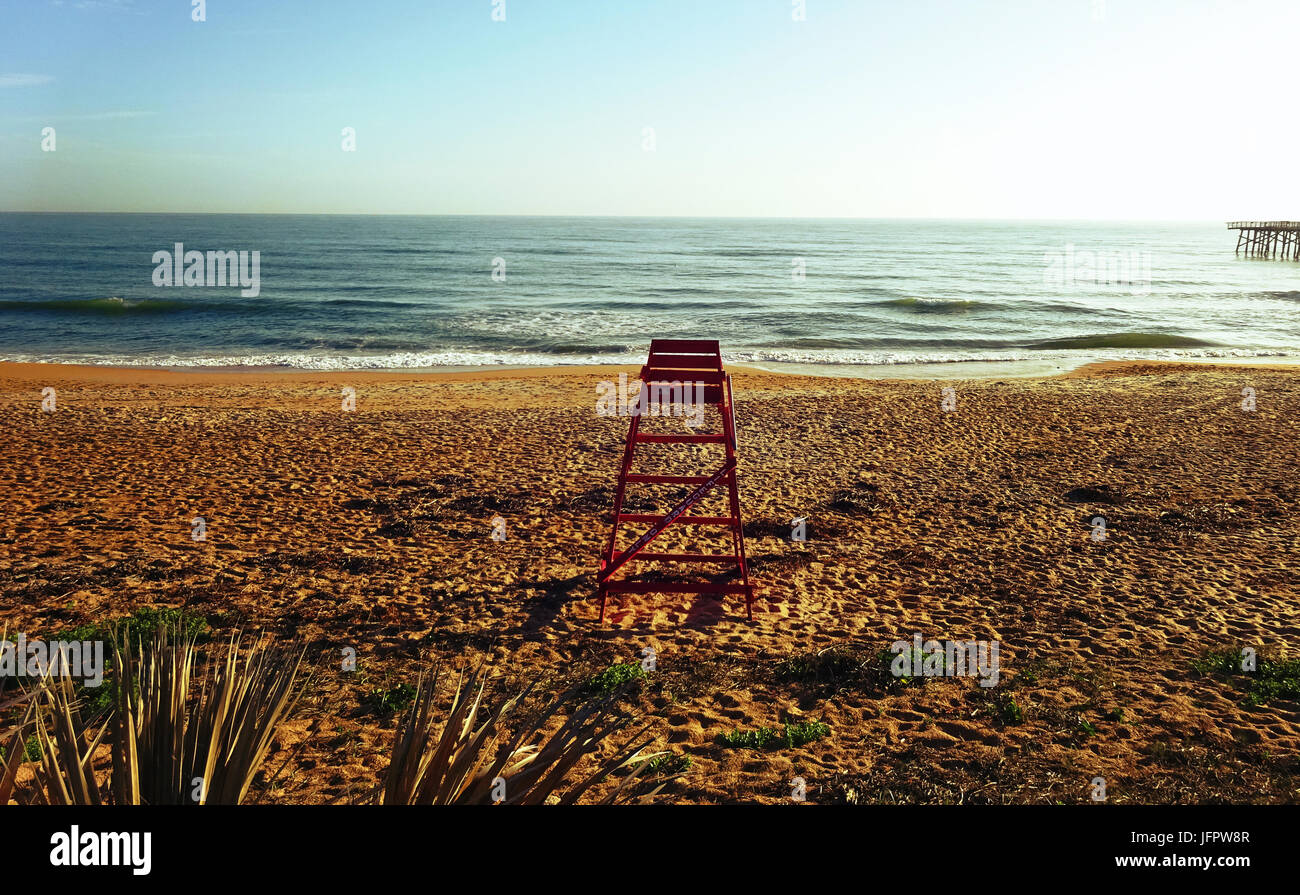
1, 360, 1297, 804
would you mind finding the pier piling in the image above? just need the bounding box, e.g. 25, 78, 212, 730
1227, 221, 1300, 260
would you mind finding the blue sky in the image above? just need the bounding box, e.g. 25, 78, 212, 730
2, 0, 1297, 217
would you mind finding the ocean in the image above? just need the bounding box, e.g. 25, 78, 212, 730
2, 214, 1298, 378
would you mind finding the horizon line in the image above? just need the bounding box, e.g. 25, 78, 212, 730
0, 211, 1242, 223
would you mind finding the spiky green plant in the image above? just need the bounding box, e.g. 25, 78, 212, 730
20, 626, 306, 805
0, 687, 37, 805
112, 629, 306, 804
26, 673, 107, 805
373, 665, 670, 805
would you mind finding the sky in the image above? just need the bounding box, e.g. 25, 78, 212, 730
1, 0, 1297, 218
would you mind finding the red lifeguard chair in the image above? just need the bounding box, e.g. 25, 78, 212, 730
596, 339, 755, 622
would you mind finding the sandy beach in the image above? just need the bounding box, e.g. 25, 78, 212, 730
2, 360, 1297, 804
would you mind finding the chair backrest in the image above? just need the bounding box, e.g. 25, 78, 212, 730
645, 339, 723, 372
642, 339, 725, 403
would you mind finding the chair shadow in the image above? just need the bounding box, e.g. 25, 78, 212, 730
515, 572, 592, 638
513, 570, 752, 634
683, 592, 728, 627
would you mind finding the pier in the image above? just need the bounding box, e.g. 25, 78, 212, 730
1227, 221, 1300, 260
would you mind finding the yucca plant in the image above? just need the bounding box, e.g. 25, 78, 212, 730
0, 686, 37, 805
21, 626, 306, 805
1, 627, 37, 805
113, 628, 307, 804
26, 673, 108, 805
373, 665, 672, 805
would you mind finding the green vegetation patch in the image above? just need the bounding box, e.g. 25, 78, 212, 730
720, 720, 830, 751
586, 662, 647, 696
1193, 648, 1300, 707
363, 683, 418, 716
55, 606, 209, 650
634, 752, 692, 776
771, 645, 924, 698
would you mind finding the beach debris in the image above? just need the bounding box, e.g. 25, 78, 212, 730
1063, 484, 1123, 505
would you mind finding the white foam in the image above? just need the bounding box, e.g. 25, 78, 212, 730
1, 346, 1295, 372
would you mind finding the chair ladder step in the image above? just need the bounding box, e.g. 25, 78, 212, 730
602, 582, 752, 595
616, 514, 736, 526
623, 473, 710, 485
630, 552, 740, 563
635, 433, 727, 444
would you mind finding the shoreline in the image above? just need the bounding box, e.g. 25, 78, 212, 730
2, 356, 1299, 388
